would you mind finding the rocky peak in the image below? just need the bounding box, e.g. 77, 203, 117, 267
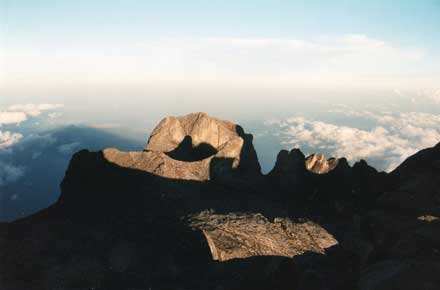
271, 150, 348, 176
63, 113, 261, 184
271, 149, 306, 174
390, 142, 440, 179
352, 159, 378, 175
305, 153, 339, 174
144, 112, 261, 180
146, 112, 237, 154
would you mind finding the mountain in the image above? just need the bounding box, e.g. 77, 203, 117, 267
0, 125, 143, 221
0, 113, 439, 290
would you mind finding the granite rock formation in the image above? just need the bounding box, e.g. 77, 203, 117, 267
0, 113, 439, 290
191, 211, 338, 262
143, 112, 261, 180
305, 153, 339, 174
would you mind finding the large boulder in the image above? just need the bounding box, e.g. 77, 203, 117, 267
190, 211, 338, 262
102, 112, 261, 181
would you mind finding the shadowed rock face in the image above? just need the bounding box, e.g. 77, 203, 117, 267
0, 113, 439, 290
165, 135, 218, 161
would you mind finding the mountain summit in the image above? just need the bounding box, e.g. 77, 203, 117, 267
1, 113, 439, 290
93, 112, 261, 182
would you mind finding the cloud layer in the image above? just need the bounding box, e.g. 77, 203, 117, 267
0, 103, 64, 148
0, 103, 64, 186
1, 104, 64, 124
272, 109, 440, 172
0, 131, 23, 149
0, 112, 27, 125
4, 34, 436, 92
0, 161, 25, 186
0, 161, 24, 186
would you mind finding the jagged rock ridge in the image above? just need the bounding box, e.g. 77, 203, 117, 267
305, 153, 339, 174
0, 112, 439, 290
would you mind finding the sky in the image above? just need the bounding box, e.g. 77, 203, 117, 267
1, 0, 440, 173
1, 0, 440, 105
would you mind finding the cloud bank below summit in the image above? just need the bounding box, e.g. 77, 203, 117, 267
270, 109, 440, 172
0, 104, 64, 186
0, 104, 64, 148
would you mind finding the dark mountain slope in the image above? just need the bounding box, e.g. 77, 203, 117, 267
0, 113, 439, 290
0, 125, 143, 221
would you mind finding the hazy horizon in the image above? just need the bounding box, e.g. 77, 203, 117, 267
1, 0, 440, 176
2, 1, 440, 102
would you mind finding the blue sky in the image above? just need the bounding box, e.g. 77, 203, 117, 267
1, 0, 440, 118
0, 0, 440, 98
4, 1, 440, 44
1, 1, 440, 174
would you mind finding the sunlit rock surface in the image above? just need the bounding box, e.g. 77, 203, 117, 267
103, 112, 261, 181
305, 153, 339, 174
191, 211, 338, 261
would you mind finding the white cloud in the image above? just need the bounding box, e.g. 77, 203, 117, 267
0, 103, 64, 126
88, 123, 121, 129
7, 104, 64, 117
331, 106, 440, 132
142, 34, 424, 80
48, 112, 63, 119
0, 104, 64, 189
389, 88, 440, 105
0, 131, 23, 149
57, 142, 81, 154
0, 103, 64, 150
273, 110, 440, 172
0, 161, 25, 186
414, 89, 440, 104
32, 152, 42, 160
18, 133, 57, 149
0, 131, 24, 185
3, 34, 435, 91
0, 111, 27, 125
